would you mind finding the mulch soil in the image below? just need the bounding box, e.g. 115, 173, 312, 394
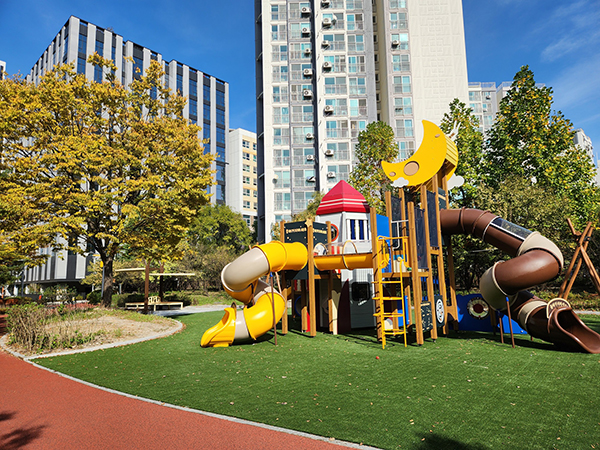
0, 350, 361, 450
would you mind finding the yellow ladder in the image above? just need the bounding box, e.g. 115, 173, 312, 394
373, 236, 408, 349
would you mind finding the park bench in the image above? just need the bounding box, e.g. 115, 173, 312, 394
125, 296, 183, 311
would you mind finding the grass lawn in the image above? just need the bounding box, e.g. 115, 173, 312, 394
36, 312, 600, 449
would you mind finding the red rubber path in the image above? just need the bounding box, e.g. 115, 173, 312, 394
0, 350, 359, 449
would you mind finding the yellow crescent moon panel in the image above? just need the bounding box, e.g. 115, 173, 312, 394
382, 120, 451, 187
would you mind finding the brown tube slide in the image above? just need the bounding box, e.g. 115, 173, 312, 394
440, 208, 600, 353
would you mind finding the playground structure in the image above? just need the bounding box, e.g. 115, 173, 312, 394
201, 120, 600, 353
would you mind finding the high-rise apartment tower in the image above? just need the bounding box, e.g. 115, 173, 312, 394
255, 0, 468, 241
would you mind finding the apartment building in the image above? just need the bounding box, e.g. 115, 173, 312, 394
228, 129, 259, 229
20, 16, 229, 287
255, 0, 468, 241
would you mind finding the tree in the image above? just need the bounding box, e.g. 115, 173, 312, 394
349, 121, 398, 214
484, 65, 599, 228
439, 98, 484, 208
0, 56, 214, 306
187, 204, 254, 253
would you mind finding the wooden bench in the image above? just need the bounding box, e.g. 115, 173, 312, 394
125, 296, 184, 311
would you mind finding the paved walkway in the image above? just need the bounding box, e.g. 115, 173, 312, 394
0, 305, 375, 450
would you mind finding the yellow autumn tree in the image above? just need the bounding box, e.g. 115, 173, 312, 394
0, 56, 214, 306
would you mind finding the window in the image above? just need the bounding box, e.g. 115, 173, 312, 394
349, 77, 366, 95
176, 72, 183, 94
203, 103, 211, 121
273, 128, 290, 146
398, 141, 415, 159
393, 76, 411, 93
216, 90, 225, 107
272, 86, 289, 103
78, 27, 87, 54
323, 34, 345, 51
243, 188, 251, 197
391, 33, 409, 50
272, 65, 288, 82
294, 169, 315, 187
347, 55, 365, 73
272, 44, 288, 62
346, 0, 363, 10
242, 140, 250, 149
95, 38, 103, 57
216, 128, 225, 144
390, 12, 407, 29
390, 0, 407, 7
324, 77, 347, 95
392, 54, 410, 72
216, 184, 225, 203
346, 14, 363, 31
394, 97, 413, 115
347, 35, 364, 52
216, 108, 225, 125
271, 24, 287, 41
77, 56, 86, 74
216, 145, 225, 162
325, 98, 348, 115
349, 99, 367, 117
273, 106, 289, 124
271, 4, 287, 21
325, 142, 350, 160
203, 84, 211, 101
274, 192, 291, 210
395, 119, 414, 138
216, 165, 225, 182
274, 149, 290, 166
189, 77, 197, 97
293, 148, 315, 165
351, 120, 366, 137
292, 126, 314, 144
324, 55, 346, 72
189, 98, 198, 120
274, 170, 290, 188
347, 219, 369, 240
294, 191, 315, 210
326, 120, 348, 138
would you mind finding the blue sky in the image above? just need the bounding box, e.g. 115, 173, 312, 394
1, 0, 598, 159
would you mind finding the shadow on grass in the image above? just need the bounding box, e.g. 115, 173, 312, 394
0, 410, 46, 450
414, 433, 489, 450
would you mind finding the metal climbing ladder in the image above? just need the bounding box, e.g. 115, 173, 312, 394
373, 236, 409, 349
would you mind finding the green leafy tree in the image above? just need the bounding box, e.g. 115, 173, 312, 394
187, 204, 254, 253
439, 98, 484, 208
0, 56, 214, 306
484, 65, 599, 228
349, 121, 398, 214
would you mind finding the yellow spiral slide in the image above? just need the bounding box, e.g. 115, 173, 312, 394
201, 241, 375, 347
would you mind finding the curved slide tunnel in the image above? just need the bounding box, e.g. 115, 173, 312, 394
440, 208, 600, 353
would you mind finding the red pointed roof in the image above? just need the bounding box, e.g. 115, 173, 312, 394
316, 180, 370, 215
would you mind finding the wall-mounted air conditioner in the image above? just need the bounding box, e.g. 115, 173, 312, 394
323, 18, 332, 26
327, 171, 336, 178
391, 40, 400, 47
303, 68, 313, 76
301, 6, 311, 14
302, 89, 313, 97
321, 0, 331, 6
324, 105, 334, 113
306, 176, 316, 182
324, 149, 334, 156
306, 133, 315, 139
302, 27, 311, 35
306, 154, 315, 161
322, 40, 330, 48
323, 61, 332, 69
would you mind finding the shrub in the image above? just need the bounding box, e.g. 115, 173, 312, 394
87, 291, 102, 305
7, 303, 49, 352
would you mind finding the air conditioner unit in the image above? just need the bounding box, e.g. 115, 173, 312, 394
301, 6, 311, 14
306, 154, 315, 161
322, 40, 330, 47
391, 40, 400, 47
321, 0, 331, 6
304, 48, 312, 56
323, 18, 332, 26
302, 89, 313, 97
322, 61, 332, 69
485, 95, 491, 100
324, 105, 334, 113
306, 176, 316, 182
324, 149, 334, 156
327, 171, 336, 178
306, 133, 315, 139
302, 27, 311, 35
303, 68, 313, 76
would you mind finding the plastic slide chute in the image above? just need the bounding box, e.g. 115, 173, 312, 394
201, 242, 308, 348
440, 208, 600, 353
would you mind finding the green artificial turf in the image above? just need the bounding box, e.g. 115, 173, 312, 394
37, 312, 600, 449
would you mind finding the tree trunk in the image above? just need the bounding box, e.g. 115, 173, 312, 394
102, 256, 114, 307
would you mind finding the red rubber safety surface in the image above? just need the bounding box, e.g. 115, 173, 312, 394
0, 351, 356, 450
